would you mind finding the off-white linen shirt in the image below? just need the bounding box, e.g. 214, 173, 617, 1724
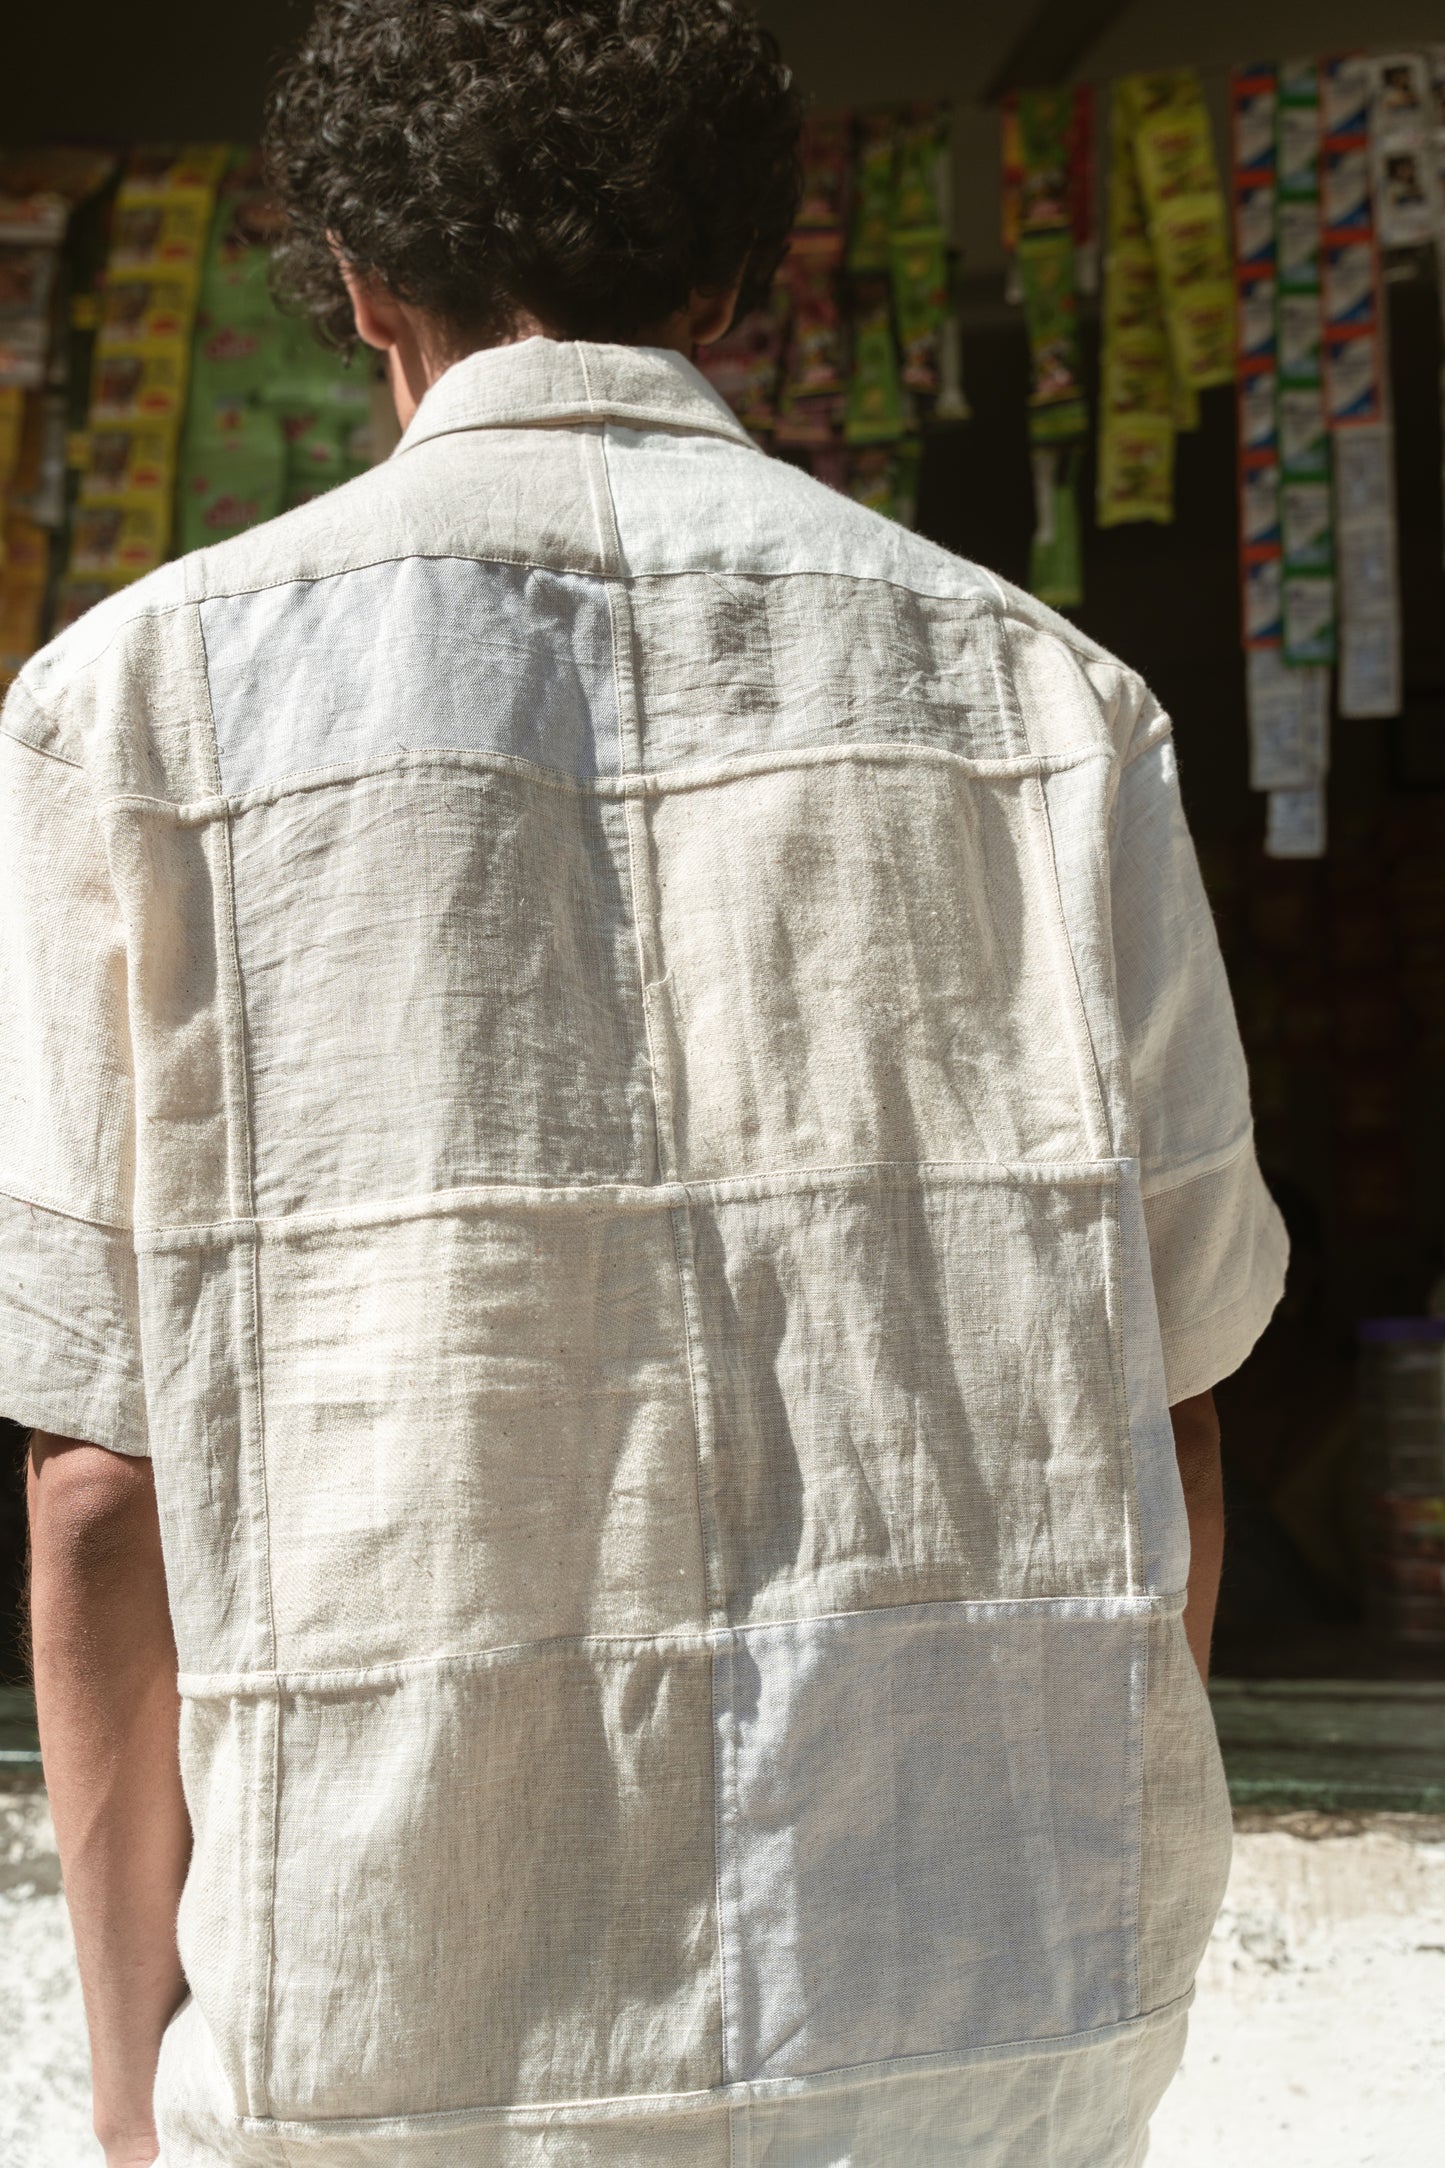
0, 338, 1286, 2167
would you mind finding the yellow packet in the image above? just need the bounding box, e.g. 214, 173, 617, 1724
109, 196, 209, 281
1102, 335, 1173, 416
119, 144, 228, 204
1166, 279, 1236, 388
91, 348, 187, 423
1107, 99, 1148, 247
98, 274, 197, 351
1152, 194, 1231, 290
1097, 412, 1176, 525
69, 499, 170, 578
1119, 73, 1200, 126
1135, 105, 1218, 206
1103, 241, 1163, 334
79, 423, 174, 505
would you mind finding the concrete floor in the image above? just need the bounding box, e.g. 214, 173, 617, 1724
2, 1789, 1442, 2167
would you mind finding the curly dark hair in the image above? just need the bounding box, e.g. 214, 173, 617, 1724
263, 0, 803, 351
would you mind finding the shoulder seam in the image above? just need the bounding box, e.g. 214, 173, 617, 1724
1120, 713, 1174, 772
0, 721, 83, 772
22, 591, 195, 692
994, 597, 1137, 674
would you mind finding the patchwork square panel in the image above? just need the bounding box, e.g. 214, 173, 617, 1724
715, 1603, 1145, 2080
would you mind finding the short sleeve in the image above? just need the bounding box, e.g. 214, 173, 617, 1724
1111, 704, 1288, 1404
0, 682, 148, 1453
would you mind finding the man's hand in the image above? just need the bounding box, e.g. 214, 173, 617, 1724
1170, 1389, 1224, 1682
27, 1435, 190, 2167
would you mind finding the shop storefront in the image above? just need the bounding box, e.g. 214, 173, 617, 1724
1, 3, 1444, 1819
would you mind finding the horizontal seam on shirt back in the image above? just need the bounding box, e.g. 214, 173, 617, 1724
145, 549, 992, 613
130, 1154, 1136, 1247
1138, 1129, 1254, 1199
96, 735, 1115, 820
16, 544, 1119, 694
15, 557, 1108, 720
235, 1989, 1196, 2138
176, 1590, 1185, 1699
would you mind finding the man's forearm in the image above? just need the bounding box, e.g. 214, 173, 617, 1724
1170, 1389, 1224, 1682
28, 1436, 190, 2168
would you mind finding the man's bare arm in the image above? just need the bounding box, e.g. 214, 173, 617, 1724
1170, 1389, 1224, 1682
28, 1435, 190, 2168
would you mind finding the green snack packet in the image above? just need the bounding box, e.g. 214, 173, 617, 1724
1017, 88, 1073, 233
893, 105, 948, 231
258, 322, 369, 417
843, 281, 907, 444
175, 405, 285, 552
1019, 230, 1085, 440
848, 112, 896, 272
281, 407, 349, 506
197, 149, 286, 330
186, 319, 286, 416
890, 228, 948, 394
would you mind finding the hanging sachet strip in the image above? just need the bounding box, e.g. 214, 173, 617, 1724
1232, 63, 1328, 858
1004, 86, 1088, 607
1232, 64, 1283, 649
61, 144, 224, 619
1098, 83, 1176, 525
1276, 60, 1335, 675
1322, 56, 1402, 719
1128, 70, 1235, 391
1364, 52, 1442, 592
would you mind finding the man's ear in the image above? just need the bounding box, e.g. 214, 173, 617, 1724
689, 272, 747, 347
335, 254, 405, 354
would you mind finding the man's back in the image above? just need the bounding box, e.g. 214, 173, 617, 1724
2, 335, 1285, 2163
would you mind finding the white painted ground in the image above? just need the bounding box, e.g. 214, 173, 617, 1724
0, 1787, 96, 2168
1149, 1815, 1445, 2168
2, 1790, 1442, 2168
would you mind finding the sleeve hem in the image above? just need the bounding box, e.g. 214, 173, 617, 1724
0, 1359, 150, 1457
1158, 1214, 1289, 1405
0, 1191, 149, 1455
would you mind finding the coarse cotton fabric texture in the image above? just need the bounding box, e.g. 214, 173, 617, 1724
0, 339, 1286, 2166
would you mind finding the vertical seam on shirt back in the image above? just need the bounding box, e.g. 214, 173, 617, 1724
1127, 1617, 1148, 2023
711, 1636, 737, 2091
196, 608, 283, 2113
588, 424, 729, 1643
585, 386, 734, 2089
667, 1198, 727, 1628
1104, 1167, 1142, 1599
1021, 773, 1111, 1161
1035, 768, 1117, 1152
184, 601, 224, 795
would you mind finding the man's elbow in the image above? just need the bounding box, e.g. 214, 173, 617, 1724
28, 1435, 159, 1577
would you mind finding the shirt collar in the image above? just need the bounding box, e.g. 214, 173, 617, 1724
395, 336, 758, 455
